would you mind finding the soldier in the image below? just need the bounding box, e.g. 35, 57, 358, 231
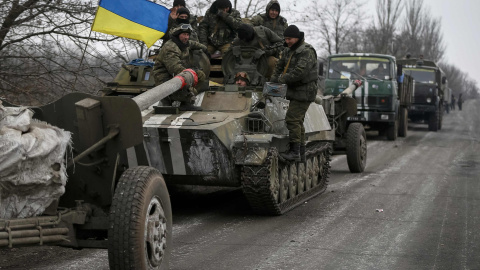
458, 93, 463, 111
371, 63, 389, 78
234, 71, 250, 86
162, 0, 186, 43
251, 0, 288, 39
153, 24, 207, 111
451, 94, 456, 111
271, 25, 318, 162
232, 23, 283, 79
198, 0, 242, 57
163, 7, 199, 44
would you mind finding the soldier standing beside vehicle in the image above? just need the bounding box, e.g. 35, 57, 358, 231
271, 25, 318, 162
451, 94, 456, 111
458, 94, 463, 111
251, 0, 288, 39
232, 23, 283, 79
199, 0, 242, 57
153, 24, 207, 111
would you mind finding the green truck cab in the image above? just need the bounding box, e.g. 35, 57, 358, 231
324, 53, 413, 140
397, 58, 447, 131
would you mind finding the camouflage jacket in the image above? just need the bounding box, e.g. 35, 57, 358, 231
153, 38, 206, 85
232, 26, 283, 57
198, 7, 242, 47
251, 1, 288, 39
271, 41, 318, 102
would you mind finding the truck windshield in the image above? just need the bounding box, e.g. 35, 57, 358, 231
328, 57, 391, 80
403, 68, 435, 84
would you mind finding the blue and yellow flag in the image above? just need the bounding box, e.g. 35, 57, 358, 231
92, 0, 170, 47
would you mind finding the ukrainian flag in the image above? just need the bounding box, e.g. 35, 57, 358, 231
92, 0, 169, 47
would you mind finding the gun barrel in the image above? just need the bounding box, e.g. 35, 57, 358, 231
132, 69, 198, 111
340, 84, 358, 96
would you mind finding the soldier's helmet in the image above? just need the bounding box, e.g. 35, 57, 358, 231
234, 71, 251, 85
171, 24, 193, 37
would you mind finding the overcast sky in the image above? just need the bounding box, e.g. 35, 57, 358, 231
364, 0, 480, 84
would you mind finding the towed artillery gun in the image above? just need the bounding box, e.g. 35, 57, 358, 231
0, 69, 203, 270
315, 75, 367, 173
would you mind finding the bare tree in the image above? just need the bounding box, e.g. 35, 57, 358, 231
301, 0, 364, 55
370, 0, 403, 54
421, 14, 445, 61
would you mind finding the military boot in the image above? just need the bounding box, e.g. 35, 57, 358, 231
300, 144, 306, 163
280, 142, 301, 162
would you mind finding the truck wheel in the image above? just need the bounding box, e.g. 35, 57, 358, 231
428, 111, 439, 131
108, 166, 172, 270
346, 123, 367, 173
386, 120, 398, 141
398, 108, 408, 137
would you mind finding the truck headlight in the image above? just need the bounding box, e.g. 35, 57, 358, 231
426, 98, 432, 103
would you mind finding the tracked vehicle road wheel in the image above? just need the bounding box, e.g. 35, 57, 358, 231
279, 165, 289, 203
108, 166, 172, 270
346, 123, 367, 173
269, 155, 280, 202
428, 111, 439, 131
305, 159, 314, 191
398, 108, 408, 137
288, 163, 298, 199
311, 156, 320, 186
241, 144, 331, 215
297, 163, 306, 194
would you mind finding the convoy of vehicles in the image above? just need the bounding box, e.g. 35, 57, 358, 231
397, 58, 448, 131
324, 53, 414, 140
0, 45, 448, 270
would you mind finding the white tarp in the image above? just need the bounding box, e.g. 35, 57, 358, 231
0, 101, 71, 219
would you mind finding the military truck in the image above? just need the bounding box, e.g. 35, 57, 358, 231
324, 53, 414, 140
397, 58, 447, 131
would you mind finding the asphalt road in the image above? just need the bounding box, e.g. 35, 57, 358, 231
1, 100, 479, 270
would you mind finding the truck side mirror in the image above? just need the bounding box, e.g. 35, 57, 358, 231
396, 64, 403, 76
442, 76, 447, 84
318, 62, 324, 76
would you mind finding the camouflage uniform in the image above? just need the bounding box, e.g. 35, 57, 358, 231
251, 0, 288, 39
232, 26, 283, 57
153, 36, 207, 103
198, 2, 242, 54
232, 25, 283, 79
271, 40, 318, 144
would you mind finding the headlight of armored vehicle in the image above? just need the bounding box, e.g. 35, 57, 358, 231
426, 97, 432, 103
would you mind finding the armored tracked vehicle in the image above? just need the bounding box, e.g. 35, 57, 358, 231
136, 46, 334, 215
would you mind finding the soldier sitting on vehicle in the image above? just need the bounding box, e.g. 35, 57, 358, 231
163, 7, 199, 44
232, 23, 283, 79
251, 0, 288, 39
234, 71, 251, 86
199, 0, 242, 57
329, 61, 349, 78
371, 64, 389, 78
153, 24, 207, 111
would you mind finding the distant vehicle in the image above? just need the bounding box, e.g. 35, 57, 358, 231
397, 58, 447, 131
324, 53, 414, 140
